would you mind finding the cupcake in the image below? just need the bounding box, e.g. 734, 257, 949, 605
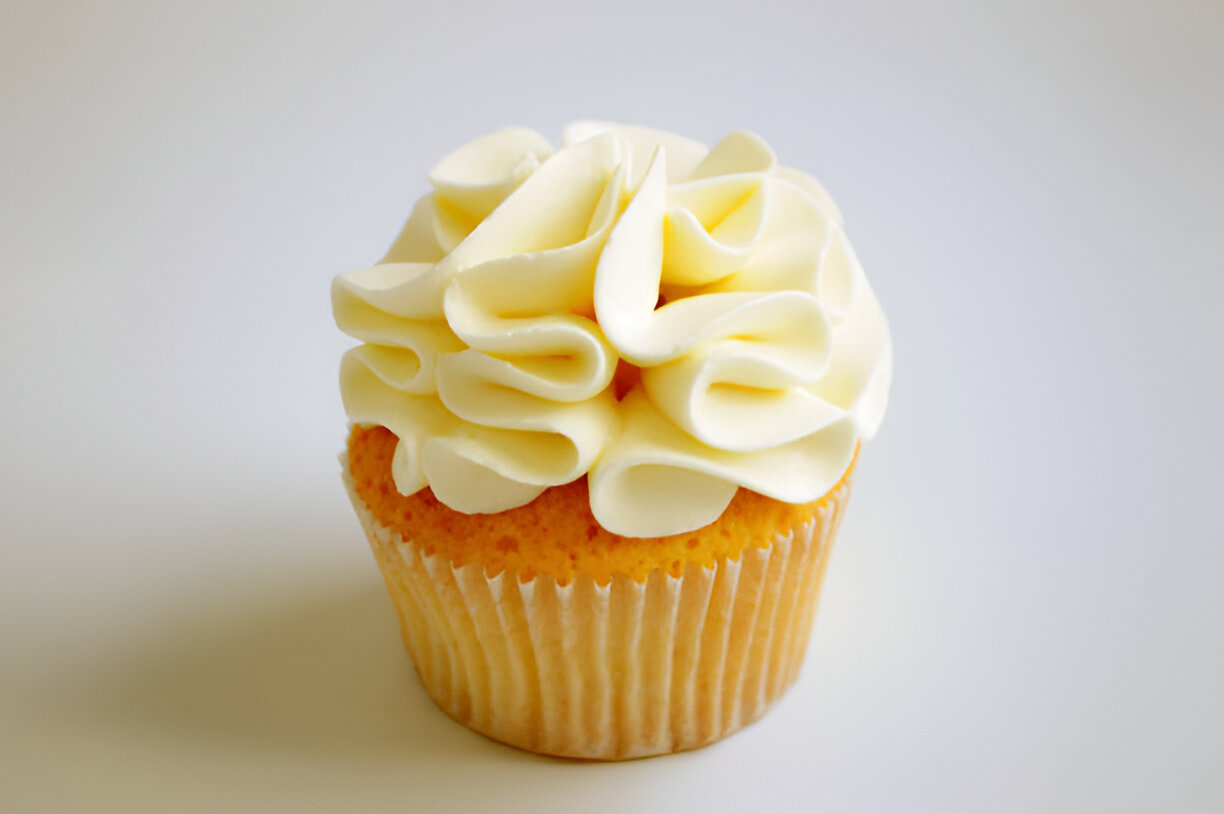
334, 122, 891, 759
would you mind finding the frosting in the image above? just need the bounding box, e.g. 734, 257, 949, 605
334, 122, 891, 537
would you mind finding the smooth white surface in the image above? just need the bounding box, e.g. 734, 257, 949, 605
2, 1, 1221, 811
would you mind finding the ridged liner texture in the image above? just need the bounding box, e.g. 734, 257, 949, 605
342, 468, 852, 760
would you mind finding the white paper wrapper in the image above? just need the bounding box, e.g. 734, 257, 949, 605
343, 469, 852, 759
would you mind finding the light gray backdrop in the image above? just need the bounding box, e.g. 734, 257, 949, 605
2, 1, 1221, 811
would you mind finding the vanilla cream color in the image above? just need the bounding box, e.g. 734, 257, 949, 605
334, 122, 891, 537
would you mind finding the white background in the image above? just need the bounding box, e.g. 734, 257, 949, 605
2, 1, 1221, 811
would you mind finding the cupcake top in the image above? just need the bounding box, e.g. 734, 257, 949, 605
333, 122, 891, 537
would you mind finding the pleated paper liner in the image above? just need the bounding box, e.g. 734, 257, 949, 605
343, 469, 852, 760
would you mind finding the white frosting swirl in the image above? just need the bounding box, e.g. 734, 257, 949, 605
334, 122, 891, 537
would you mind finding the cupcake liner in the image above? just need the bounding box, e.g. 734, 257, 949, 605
343, 469, 852, 760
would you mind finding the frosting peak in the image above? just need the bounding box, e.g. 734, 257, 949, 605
335, 123, 891, 537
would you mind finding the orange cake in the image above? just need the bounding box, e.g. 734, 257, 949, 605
348, 423, 856, 585
334, 122, 891, 759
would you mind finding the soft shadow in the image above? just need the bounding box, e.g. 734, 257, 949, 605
54, 568, 550, 765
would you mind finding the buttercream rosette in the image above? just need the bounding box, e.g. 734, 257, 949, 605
334, 122, 890, 538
